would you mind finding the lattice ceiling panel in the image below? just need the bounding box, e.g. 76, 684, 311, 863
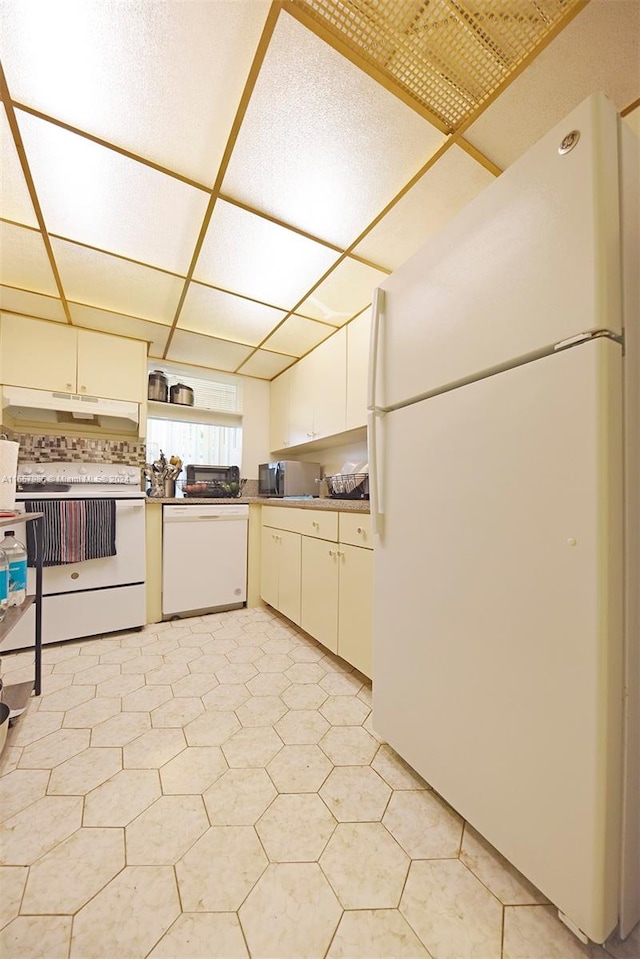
292, 0, 585, 129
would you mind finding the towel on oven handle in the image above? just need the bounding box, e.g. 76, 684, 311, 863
25, 499, 117, 567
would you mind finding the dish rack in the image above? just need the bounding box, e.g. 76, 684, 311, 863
180, 478, 247, 499
324, 473, 369, 500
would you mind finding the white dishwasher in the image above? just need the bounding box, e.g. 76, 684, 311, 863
162, 504, 248, 616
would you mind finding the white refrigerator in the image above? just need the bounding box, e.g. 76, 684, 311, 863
368, 92, 639, 946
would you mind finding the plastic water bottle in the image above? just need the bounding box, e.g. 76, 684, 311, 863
2, 531, 27, 607
0, 547, 8, 621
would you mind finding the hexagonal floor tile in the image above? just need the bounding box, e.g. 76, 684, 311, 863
371, 744, 429, 790
31, 685, 92, 715
84, 768, 161, 827
281, 683, 328, 710
400, 859, 503, 959
151, 697, 204, 728
0, 916, 72, 959
319, 766, 391, 822
225, 645, 264, 664
288, 644, 325, 663
123, 729, 186, 768
176, 826, 267, 911
319, 726, 378, 766
382, 790, 464, 859
126, 795, 209, 865
91, 711, 152, 747
320, 695, 370, 726
320, 822, 410, 909
185, 710, 241, 746
171, 673, 219, 697
145, 664, 191, 686
0, 795, 82, 865
71, 663, 121, 686
204, 768, 276, 825
53, 655, 99, 674
275, 709, 330, 745
120, 685, 173, 712
284, 662, 327, 684
257, 793, 336, 862
188, 653, 229, 674
62, 697, 121, 729
267, 744, 332, 793
236, 696, 288, 728
160, 746, 228, 795
0, 769, 49, 824
7, 711, 65, 750
239, 862, 342, 959
96, 674, 145, 697
120, 653, 165, 675
0, 866, 28, 930
47, 747, 122, 796
70, 865, 180, 959
254, 653, 294, 673
320, 672, 363, 696
18, 729, 90, 769
202, 685, 251, 711
21, 827, 124, 915
245, 672, 291, 697
222, 727, 283, 768
163, 646, 203, 665
148, 913, 249, 959
327, 909, 430, 958
460, 825, 548, 905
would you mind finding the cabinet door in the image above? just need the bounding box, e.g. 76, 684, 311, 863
270, 369, 291, 452
0, 315, 77, 392
310, 328, 346, 440
338, 544, 373, 678
301, 536, 339, 653
288, 357, 316, 447
260, 527, 280, 610
346, 309, 372, 430
77, 329, 147, 401
278, 529, 302, 626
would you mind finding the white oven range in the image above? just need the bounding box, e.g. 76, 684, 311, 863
3, 461, 146, 651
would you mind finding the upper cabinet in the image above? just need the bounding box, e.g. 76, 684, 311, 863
274, 328, 347, 452
0, 315, 147, 403
346, 308, 372, 431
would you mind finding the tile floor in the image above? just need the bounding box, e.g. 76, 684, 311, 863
0, 606, 638, 959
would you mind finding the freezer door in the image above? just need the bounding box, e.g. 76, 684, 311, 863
375, 93, 623, 410
372, 339, 624, 943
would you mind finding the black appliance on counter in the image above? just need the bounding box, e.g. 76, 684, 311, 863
183, 464, 242, 498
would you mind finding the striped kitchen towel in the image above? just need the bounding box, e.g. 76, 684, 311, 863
25, 499, 117, 567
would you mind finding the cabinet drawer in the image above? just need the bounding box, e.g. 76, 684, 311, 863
261, 506, 305, 533
297, 510, 338, 542
262, 506, 338, 542
339, 513, 373, 549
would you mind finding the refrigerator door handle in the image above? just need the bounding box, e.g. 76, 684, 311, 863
367, 410, 384, 540
367, 287, 385, 411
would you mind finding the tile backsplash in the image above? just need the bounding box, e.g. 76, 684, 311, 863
5, 429, 146, 467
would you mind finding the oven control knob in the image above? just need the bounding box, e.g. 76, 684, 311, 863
23, 467, 33, 475
79, 467, 88, 475
117, 469, 126, 476
35, 466, 45, 475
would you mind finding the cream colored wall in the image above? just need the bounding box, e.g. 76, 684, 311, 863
241, 376, 270, 480
297, 437, 369, 477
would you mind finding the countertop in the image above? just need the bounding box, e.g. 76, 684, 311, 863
146, 496, 370, 513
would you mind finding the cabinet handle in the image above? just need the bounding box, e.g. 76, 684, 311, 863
80, 385, 87, 392
329, 549, 336, 556
66, 382, 73, 390
357, 527, 364, 534
312, 521, 319, 529
307, 431, 313, 438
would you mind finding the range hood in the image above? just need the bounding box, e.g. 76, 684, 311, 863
2, 386, 139, 428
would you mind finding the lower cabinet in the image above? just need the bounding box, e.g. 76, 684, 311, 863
260, 526, 301, 625
261, 508, 373, 677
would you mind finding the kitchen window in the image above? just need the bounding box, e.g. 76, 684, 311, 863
146, 366, 243, 467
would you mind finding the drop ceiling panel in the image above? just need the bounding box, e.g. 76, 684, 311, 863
16, 111, 209, 273
0, 285, 66, 322
464, 0, 640, 169
167, 329, 254, 372
296, 258, 388, 325
0, 221, 58, 295
0, 0, 271, 185
1, 105, 38, 228
222, 13, 447, 248
354, 146, 496, 271
194, 199, 339, 309
51, 238, 184, 323
68, 303, 168, 357
180, 281, 287, 345
238, 350, 297, 380
261, 315, 334, 357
